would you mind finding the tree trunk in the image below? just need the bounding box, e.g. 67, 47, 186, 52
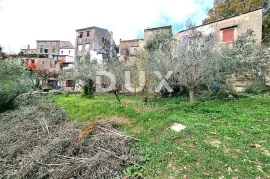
113, 90, 121, 103
189, 88, 195, 102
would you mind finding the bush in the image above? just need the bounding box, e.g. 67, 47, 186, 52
0, 60, 34, 111
245, 84, 270, 95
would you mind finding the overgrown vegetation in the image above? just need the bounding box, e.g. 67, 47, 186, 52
0, 60, 34, 111
142, 22, 270, 102
0, 96, 136, 179
53, 93, 270, 178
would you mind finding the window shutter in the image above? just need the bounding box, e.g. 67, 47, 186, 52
222, 28, 234, 42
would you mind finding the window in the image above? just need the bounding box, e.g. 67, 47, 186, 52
61, 50, 63, 54
69, 50, 71, 54
79, 33, 83, 38
102, 37, 104, 43
78, 45, 83, 51
52, 48, 55, 54
85, 44, 90, 50
44, 49, 48, 53
222, 28, 234, 42
66, 80, 74, 87
40, 48, 43, 53
63, 63, 69, 67
86, 31, 90, 37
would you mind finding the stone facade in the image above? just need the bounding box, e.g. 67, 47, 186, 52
174, 9, 263, 47
75, 26, 115, 61
36, 40, 61, 59
119, 39, 144, 61
36, 40, 75, 73
144, 25, 172, 43
174, 9, 263, 92
119, 25, 173, 61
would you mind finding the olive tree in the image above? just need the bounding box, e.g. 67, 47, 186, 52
72, 53, 101, 97
0, 60, 34, 110
174, 28, 220, 102
144, 31, 178, 95
100, 58, 125, 103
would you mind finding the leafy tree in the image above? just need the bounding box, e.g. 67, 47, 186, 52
203, 0, 266, 24
174, 27, 220, 102
72, 54, 100, 98
0, 60, 34, 110
221, 29, 270, 85
103, 58, 125, 103
34, 68, 58, 87
144, 31, 177, 95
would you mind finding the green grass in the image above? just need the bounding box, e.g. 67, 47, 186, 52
51, 93, 270, 178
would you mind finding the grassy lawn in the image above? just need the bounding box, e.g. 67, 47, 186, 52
51, 94, 270, 178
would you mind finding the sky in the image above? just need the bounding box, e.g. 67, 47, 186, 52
0, 0, 214, 53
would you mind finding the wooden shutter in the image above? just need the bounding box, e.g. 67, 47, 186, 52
222, 28, 234, 42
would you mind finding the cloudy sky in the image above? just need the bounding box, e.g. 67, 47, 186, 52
0, 0, 214, 52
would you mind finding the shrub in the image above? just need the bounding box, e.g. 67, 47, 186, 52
0, 60, 34, 111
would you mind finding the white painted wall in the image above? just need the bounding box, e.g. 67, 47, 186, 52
59, 49, 75, 57
90, 50, 103, 65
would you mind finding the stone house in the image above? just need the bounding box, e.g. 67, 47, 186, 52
174, 9, 263, 92
34, 40, 75, 90
174, 9, 263, 47
35, 40, 75, 71
75, 26, 115, 61
119, 25, 172, 61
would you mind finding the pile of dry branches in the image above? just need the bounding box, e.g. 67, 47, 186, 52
0, 99, 136, 179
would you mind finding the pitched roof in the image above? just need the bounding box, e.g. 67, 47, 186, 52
177, 8, 262, 34
75, 26, 109, 32
60, 41, 75, 49
144, 25, 172, 32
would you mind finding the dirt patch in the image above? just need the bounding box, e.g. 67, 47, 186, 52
205, 138, 222, 147
104, 115, 130, 125
0, 102, 137, 179
173, 138, 185, 144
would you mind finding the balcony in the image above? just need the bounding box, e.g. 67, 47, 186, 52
53, 55, 74, 63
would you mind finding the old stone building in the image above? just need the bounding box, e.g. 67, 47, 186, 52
119, 25, 172, 61
174, 9, 263, 92
36, 40, 75, 71
75, 26, 115, 61
174, 9, 263, 46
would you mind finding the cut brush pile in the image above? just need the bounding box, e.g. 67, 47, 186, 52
0, 99, 137, 179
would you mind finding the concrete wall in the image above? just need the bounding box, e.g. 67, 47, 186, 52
174, 9, 263, 46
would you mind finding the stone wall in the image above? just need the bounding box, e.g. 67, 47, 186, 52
174, 9, 262, 46
36, 41, 61, 59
